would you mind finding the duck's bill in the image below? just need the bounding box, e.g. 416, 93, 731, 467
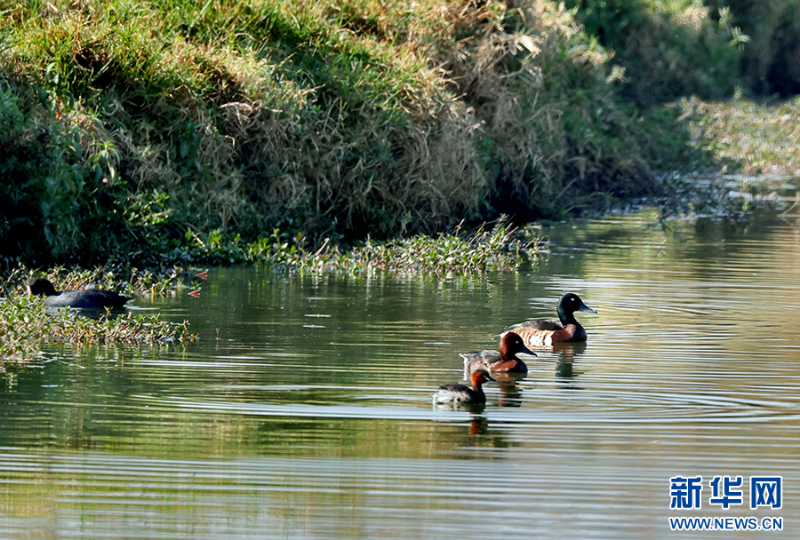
579, 302, 597, 314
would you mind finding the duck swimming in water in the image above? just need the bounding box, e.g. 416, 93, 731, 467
505, 292, 596, 346
460, 332, 536, 374
433, 369, 496, 405
28, 278, 130, 309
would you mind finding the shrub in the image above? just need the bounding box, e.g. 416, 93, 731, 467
565, 0, 743, 106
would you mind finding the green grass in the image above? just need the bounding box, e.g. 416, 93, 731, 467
156, 218, 541, 273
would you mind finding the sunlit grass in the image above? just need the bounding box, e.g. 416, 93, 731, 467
687, 95, 800, 175
176, 219, 543, 274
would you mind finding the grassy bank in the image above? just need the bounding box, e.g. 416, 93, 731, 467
1, 0, 729, 266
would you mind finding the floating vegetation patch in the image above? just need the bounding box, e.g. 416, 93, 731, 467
0, 267, 196, 363
173, 220, 543, 275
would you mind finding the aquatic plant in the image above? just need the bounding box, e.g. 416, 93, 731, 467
0, 267, 195, 363
155, 219, 542, 274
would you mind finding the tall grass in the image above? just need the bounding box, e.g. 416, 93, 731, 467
0, 0, 715, 265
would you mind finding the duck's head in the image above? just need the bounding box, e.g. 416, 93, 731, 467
499, 331, 537, 359
28, 278, 58, 297
470, 369, 497, 388
557, 292, 596, 319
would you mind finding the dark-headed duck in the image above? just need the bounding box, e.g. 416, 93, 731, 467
506, 292, 596, 346
28, 278, 130, 309
460, 332, 536, 374
433, 369, 496, 405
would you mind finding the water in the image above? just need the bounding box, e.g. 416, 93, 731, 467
2, 206, 800, 538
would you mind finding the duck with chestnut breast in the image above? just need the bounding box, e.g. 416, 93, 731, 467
505, 292, 596, 346
432, 369, 496, 405
460, 332, 537, 374
28, 278, 130, 310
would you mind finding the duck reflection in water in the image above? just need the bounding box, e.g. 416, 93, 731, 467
471, 371, 525, 407
469, 414, 489, 435
553, 342, 587, 389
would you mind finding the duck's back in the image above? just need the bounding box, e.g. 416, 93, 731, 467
509, 318, 564, 332
460, 350, 501, 371
433, 383, 482, 405
461, 350, 527, 373
45, 290, 129, 309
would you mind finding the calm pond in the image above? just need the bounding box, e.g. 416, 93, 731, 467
2, 203, 799, 539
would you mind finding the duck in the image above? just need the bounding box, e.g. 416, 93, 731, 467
28, 278, 130, 309
432, 369, 496, 405
505, 292, 596, 346
460, 332, 537, 374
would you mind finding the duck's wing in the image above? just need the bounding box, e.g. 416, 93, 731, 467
45, 290, 129, 309
514, 324, 579, 346
505, 318, 564, 332
460, 350, 501, 372
437, 382, 470, 392
433, 383, 473, 405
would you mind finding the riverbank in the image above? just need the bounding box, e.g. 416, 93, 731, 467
2, 1, 798, 362
1, 0, 749, 266
687, 96, 800, 176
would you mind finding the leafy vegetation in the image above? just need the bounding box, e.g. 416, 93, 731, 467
565, 0, 744, 107
705, 0, 800, 96
140, 218, 540, 273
